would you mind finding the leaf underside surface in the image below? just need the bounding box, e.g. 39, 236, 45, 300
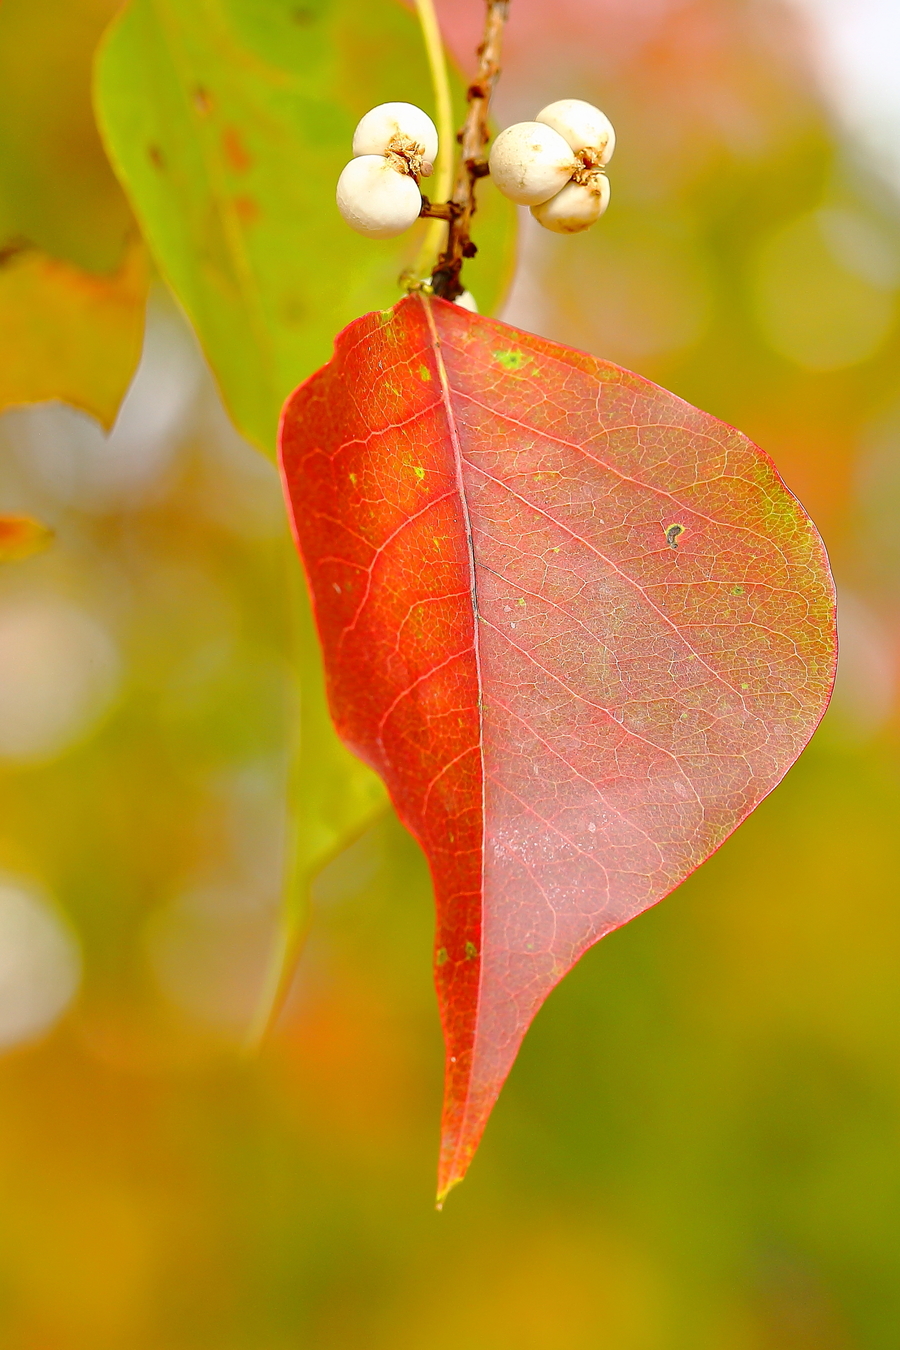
279, 294, 837, 1201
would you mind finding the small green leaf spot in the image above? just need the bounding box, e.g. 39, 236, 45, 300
741, 683, 749, 690
465, 940, 478, 960
493, 349, 528, 371
418, 364, 430, 382
517, 597, 526, 607
436, 947, 448, 967
731, 584, 745, 595
349, 472, 357, 485
414, 465, 425, 480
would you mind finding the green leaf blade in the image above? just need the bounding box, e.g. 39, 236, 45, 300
95, 0, 517, 453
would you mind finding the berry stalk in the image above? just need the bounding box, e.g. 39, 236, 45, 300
431, 0, 509, 301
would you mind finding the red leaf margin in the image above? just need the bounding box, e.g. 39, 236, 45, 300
278, 293, 837, 1202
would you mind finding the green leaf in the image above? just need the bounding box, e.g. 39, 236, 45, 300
247, 557, 387, 1044
94, 0, 517, 455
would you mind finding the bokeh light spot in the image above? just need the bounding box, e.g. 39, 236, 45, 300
145, 884, 276, 1035
525, 215, 712, 363
754, 208, 897, 370
0, 596, 121, 762
0, 879, 80, 1050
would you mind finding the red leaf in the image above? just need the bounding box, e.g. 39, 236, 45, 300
279, 294, 837, 1201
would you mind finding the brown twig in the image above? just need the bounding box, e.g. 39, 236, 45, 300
419, 198, 461, 222
430, 0, 509, 300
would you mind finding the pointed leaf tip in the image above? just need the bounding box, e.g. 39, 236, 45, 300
279, 294, 837, 1192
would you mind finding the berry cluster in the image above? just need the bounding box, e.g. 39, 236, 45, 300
335, 97, 615, 257
489, 99, 614, 233
336, 102, 439, 239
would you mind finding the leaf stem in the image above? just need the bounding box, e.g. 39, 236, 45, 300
431, 0, 509, 301
412, 0, 455, 277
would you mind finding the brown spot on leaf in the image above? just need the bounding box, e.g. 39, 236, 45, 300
222, 126, 252, 173
193, 85, 213, 115
148, 144, 165, 170
0, 237, 31, 267
665, 523, 685, 549
233, 195, 260, 225
281, 296, 308, 325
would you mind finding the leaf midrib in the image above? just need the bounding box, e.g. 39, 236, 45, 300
421, 294, 486, 1189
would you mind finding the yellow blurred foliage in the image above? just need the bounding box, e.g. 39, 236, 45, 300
0, 0, 134, 273
0, 0, 146, 426
0, 241, 147, 428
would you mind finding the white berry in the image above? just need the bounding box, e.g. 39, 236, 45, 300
336, 156, 422, 238
536, 99, 615, 167
488, 122, 577, 206
531, 173, 610, 233
352, 102, 438, 173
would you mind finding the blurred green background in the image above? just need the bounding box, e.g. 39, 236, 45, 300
0, 0, 899, 1346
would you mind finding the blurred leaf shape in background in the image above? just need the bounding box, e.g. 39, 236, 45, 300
94, 0, 518, 455
0, 0, 148, 426
246, 559, 389, 1044
0, 0, 134, 271
0, 514, 52, 564
0, 242, 147, 429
